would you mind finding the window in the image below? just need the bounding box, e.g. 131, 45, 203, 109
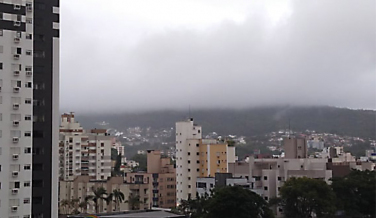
24, 181, 30, 187
26, 18, 32, 24
264, 186, 268, 190
196, 160, 200, 164
26, 34, 32, 40
25, 115, 32, 121
278, 177, 281, 181
24, 147, 31, 154
24, 165, 31, 170
264, 176, 267, 180
16, 47, 22, 54
0, 63, 2, 69
188, 152, 190, 156
187, 160, 190, 164
25, 82, 32, 88
196, 168, 199, 172
15, 182, 20, 188
26, 50, 32, 55
264, 196, 268, 201
34, 50, 45, 58
25, 99, 32, 104
196, 152, 199, 155
24, 198, 30, 204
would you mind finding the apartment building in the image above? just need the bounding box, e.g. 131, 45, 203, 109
59, 113, 112, 181
0, 0, 59, 217
196, 173, 250, 197
59, 176, 151, 214
125, 150, 176, 208
283, 136, 307, 159
175, 119, 235, 204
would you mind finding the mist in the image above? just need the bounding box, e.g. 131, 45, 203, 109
60, 0, 376, 113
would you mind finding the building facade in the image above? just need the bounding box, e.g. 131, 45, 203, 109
59, 113, 112, 181
0, 0, 59, 217
175, 119, 235, 204
59, 176, 151, 214
125, 150, 176, 208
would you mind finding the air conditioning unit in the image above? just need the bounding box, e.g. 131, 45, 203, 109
13, 54, 20, 59
26, 71, 32, 76
12, 188, 19, 194
12, 137, 19, 143
14, 37, 20, 43
13, 103, 20, 109
14, 4, 21, 10
12, 171, 19, 177
13, 120, 20, 126
11, 206, 18, 212
12, 154, 19, 160
13, 71, 20, 76
13, 21, 21, 27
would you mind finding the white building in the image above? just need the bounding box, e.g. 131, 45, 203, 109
59, 113, 112, 181
1, 1, 60, 217
175, 118, 202, 204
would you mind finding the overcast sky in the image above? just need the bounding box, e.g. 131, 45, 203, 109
60, 0, 375, 112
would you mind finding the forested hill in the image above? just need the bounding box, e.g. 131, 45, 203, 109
75, 106, 376, 139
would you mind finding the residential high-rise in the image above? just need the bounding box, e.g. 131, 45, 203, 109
175, 119, 235, 204
283, 136, 307, 159
125, 150, 176, 208
59, 113, 112, 181
0, 0, 59, 217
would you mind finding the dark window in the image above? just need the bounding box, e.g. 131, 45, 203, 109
264, 176, 267, 180
187, 160, 190, 164
33, 180, 43, 187
196, 160, 200, 164
196, 144, 199, 147
33, 197, 43, 204
278, 177, 281, 181
264, 186, 268, 190
34, 50, 45, 58
24, 147, 31, 153
16, 47, 22, 54
0, 63, 2, 69
196, 152, 199, 155
196, 168, 199, 172
188, 152, 190, 156
15, 182, 20, 188
197, 182, 206, 188
33, 163, 43, 171
33, 131, 44, 138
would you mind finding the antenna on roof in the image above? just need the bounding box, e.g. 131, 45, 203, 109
288, 118, 291, 137
189, 105, 191, 119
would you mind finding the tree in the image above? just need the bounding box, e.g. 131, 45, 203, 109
131, 154, 147, 172
331, 170, 376, 218
60, 199, 71, 215
78, 200, 89, 213
70, 198, 80, 214
85, 186, 108, 213
113, 153, 122, 175
205, 186, 274, 218
277, 177, 335, 218
126, 194, 142, 210
112, 189, 125, 211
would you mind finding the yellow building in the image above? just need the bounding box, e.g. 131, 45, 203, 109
199, 139, 233, 177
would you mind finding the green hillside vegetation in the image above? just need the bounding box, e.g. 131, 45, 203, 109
76, 106, 375, 139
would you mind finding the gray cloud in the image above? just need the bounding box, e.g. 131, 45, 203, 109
61, 0, 376, 112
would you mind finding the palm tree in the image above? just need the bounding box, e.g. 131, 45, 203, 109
85, 186, 108, 213
70, 198, 80, 214
126, 194, 142, 210
78, 200, 88, 213
112, 189, 125, 211
60, 199, 71, 215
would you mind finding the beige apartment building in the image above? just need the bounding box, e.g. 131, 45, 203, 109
59, 176, 150, 214
59, 113, 112, 181
125, 150, 176, 208
175, 119, 237, 203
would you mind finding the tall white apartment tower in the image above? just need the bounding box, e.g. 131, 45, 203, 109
175, 118, 202, 204
0, 1, 34, 217
0, 0, 60, 217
